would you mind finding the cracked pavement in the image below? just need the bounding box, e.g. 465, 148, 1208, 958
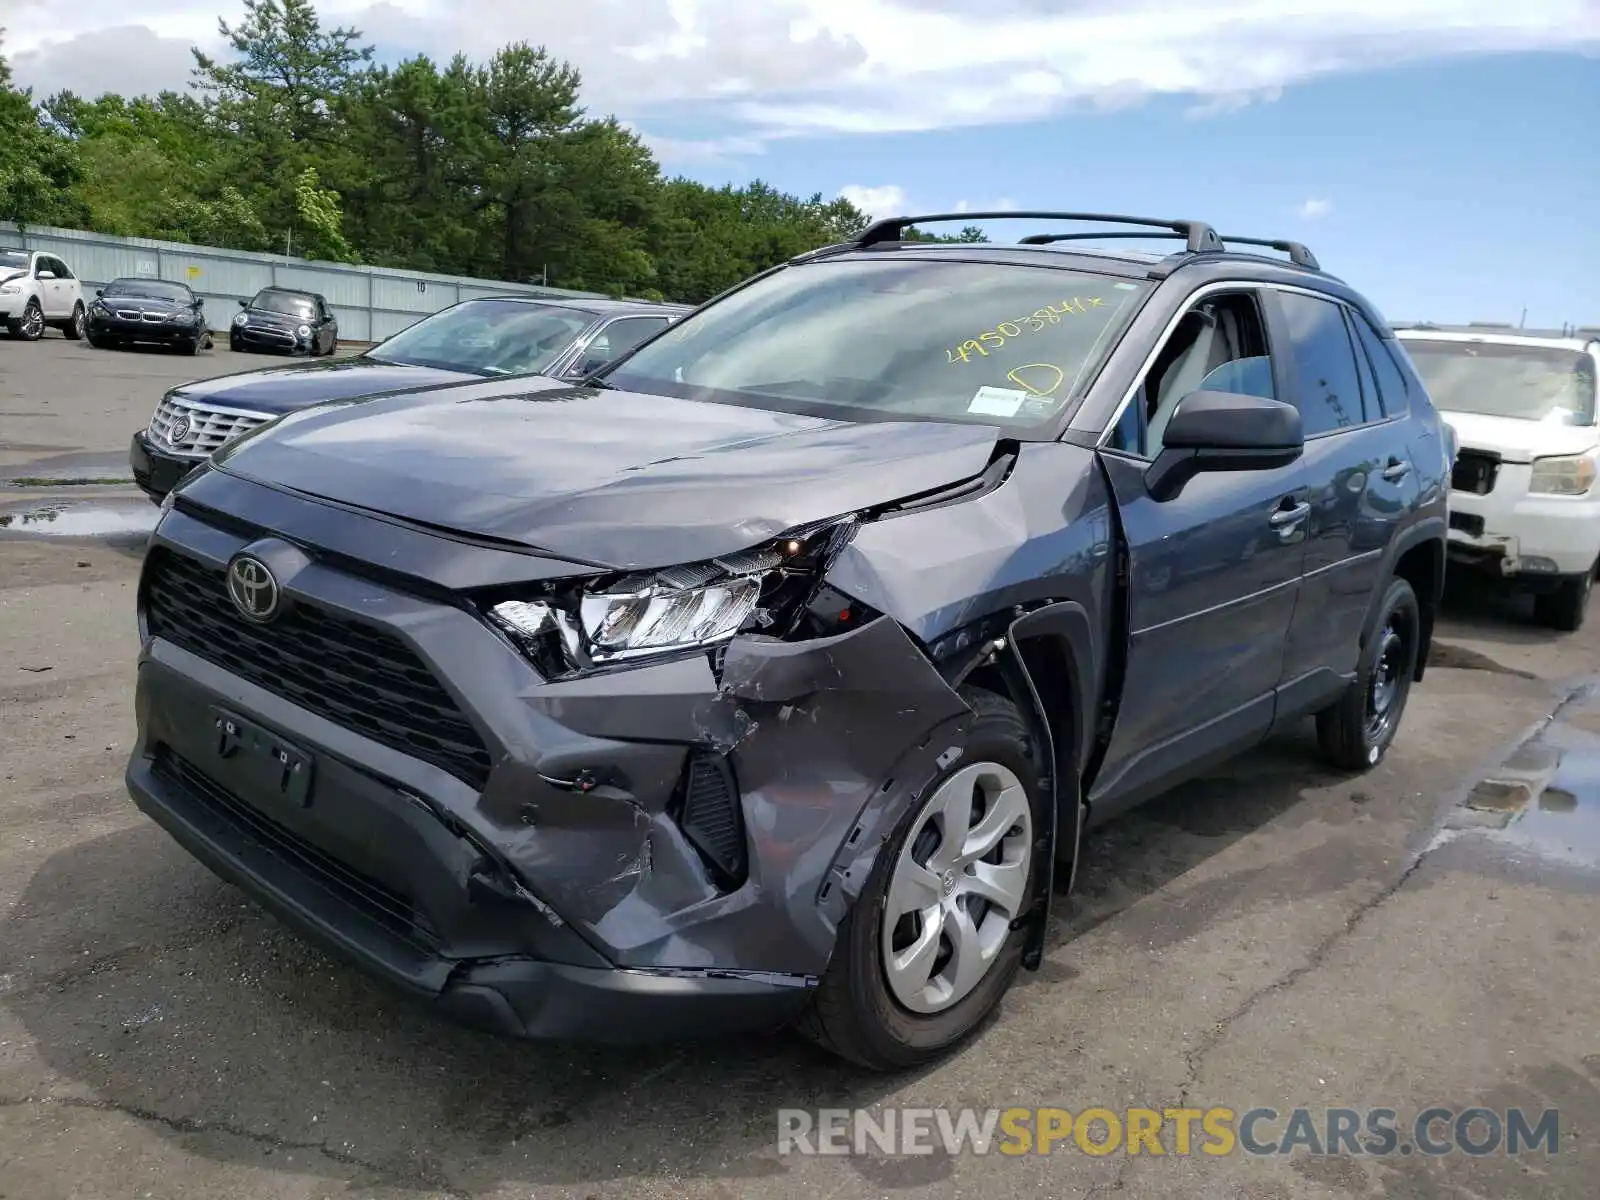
4, 342, 1600, 1197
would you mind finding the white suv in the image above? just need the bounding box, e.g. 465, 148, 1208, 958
0, 248, 87, 341
1397, 323, 1600, 630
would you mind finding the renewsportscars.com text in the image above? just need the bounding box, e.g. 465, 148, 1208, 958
776, 1106, 1560, 1158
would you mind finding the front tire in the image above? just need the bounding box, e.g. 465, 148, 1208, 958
799, 688, 1046, 1070
1317, 576, 1420, 770
1534, 570, 1593, 632
10, 299, 44, 341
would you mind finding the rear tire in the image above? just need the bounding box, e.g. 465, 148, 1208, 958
798, 688, 1047, 1071
1317, 576, 1420, 771
1533, 570, 1592, 632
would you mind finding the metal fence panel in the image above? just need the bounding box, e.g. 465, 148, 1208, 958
0, 221, 614, 344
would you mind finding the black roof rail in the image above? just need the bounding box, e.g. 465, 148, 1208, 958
1016, 231, 1184, 246
789, 241, 856, 264
854, 211, 1224, 253
1215, 235, 1320, 271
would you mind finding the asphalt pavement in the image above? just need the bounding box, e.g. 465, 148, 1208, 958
3, 333, 1598, 1199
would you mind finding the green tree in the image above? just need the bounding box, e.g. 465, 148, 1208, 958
191, 0, 372, 248
0, 32, 85, 227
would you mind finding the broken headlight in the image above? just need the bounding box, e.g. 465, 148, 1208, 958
484, 519, 859, 676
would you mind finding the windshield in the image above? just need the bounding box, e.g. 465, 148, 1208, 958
252, 290, 317, 319
369, 299, 595, 376
602, 258, 1149, 430
1401, 338, 1598, 425
104, 279, 192, 303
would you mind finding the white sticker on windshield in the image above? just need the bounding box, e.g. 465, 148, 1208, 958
968, 386, 1028, 417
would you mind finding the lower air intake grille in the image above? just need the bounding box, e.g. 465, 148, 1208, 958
143, 547, 492, 790
153, 747, 441, 952
676, 751, 747, 887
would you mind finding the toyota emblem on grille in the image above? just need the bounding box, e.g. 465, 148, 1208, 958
167, 415, 191, 446
226, 555, 280, 622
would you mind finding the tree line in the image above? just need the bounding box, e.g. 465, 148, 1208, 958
0, 0, 984, 302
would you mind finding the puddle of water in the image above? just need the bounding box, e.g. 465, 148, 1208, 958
0, 501, 157, 540
1500, 722, 1600, 866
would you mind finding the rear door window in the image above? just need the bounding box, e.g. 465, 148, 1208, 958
1274, 291, 1369, 436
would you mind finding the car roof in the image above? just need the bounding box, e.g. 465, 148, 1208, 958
1394, 323, 1600, 352
255, 286, 318, 298
781, 208, 1397, 319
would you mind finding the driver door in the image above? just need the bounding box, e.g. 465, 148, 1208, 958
1091, 288, 1310, 813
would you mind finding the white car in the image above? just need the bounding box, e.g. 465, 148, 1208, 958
0, 248, 87, 341
1397, 323, 1600, 630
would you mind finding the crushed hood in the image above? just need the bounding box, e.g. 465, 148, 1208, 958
1443, 410, 1600, 464
176, 356, 481, 416
213, 377, 1003, 570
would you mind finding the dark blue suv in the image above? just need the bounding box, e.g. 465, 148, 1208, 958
126, 211, 1450, 1071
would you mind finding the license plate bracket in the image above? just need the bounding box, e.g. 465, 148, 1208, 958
209, 706, 314, 809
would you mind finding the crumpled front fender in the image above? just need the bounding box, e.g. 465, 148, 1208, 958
516, 615, 974, 976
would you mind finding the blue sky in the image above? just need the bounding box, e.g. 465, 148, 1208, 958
9, 2, 1598, 327
656, 51, 1599, 330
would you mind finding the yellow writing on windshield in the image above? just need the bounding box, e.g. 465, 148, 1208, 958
946, 297, 1106, 364
1007, 363, 1066, 397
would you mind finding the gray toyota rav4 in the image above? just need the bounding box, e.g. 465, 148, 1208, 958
127, 211, 1450, 1070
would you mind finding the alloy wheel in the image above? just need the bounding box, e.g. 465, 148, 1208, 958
881, 761, 1033, 1015
21, 302, 44, 340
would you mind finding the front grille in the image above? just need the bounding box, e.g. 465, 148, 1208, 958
149, 392, 272, 458
152, 747, 441, 952
1452, 449, 1500, 495
144, 547, 493, 790
238, 325, 296, 347
115, 308, 169, 324
1450, 511, 1486, 537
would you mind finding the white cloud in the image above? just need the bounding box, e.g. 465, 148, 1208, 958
839, 184, 910, 218
1298, 197, 1334, 220
4, 0, 1597, 146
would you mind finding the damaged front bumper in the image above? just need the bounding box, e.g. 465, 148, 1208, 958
127, 504, 977, 1042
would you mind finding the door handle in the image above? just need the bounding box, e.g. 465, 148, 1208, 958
1270, 501, 1311, 527
1382, 458, 1411, 482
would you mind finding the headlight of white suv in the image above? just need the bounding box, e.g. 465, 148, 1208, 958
483, 520, 862, 677
1529, 451, 1599, 496
0, 283, 21, 295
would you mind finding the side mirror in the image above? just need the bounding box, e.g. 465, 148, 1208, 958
239, 298, 249, 308
94, 288, 103, 297
36, 270, 55, 280
1145, 390, 1304, 502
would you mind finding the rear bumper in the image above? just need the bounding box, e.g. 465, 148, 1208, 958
130, 431, 202, 502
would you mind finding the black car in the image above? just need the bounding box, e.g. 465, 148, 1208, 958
131, 295, 687, 502
231, 287, 339, 356
126, 211, 1449, 1071
85, 277, 210, 354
